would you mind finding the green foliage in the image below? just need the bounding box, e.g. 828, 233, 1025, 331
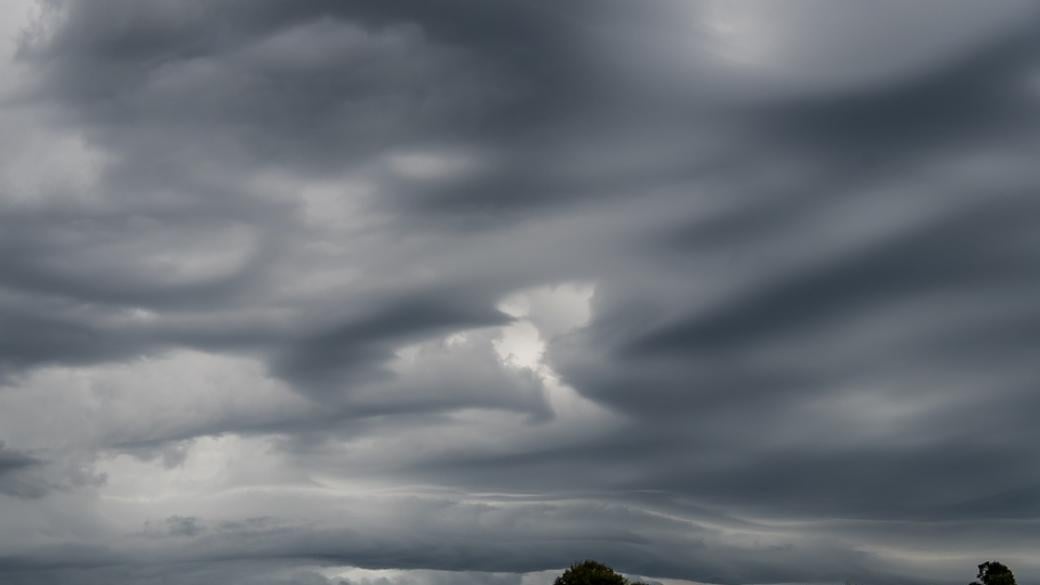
554, 561, 629, 585
970, 561, 1017, 585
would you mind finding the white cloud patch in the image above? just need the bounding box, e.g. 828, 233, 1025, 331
0, 350, 313, 451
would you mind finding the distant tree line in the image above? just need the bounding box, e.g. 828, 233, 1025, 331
554, 559, 1017, 585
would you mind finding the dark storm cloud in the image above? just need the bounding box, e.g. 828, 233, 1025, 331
0, 442, 35, 472
272, 290, 508, 396
537, 183, 1040, 519
0, 442, 104, 499
0, 442, 43, 498
162, 515, 204, 538
0, 302, 155, 378
4, 1, 1040, 585
3, 0, 598, 386
18, 0, 591, 183
759, 33, 1040, 158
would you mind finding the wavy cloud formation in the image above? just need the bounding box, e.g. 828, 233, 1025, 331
2, 1, 1040, 584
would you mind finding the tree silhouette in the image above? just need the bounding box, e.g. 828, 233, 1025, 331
554, 561, 629, 585
970, 561, 1016, 585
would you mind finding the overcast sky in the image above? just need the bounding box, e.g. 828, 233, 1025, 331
2, 1, 1040, 584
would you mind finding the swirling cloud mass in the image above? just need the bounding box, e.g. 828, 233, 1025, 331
2, 1, 1040, 584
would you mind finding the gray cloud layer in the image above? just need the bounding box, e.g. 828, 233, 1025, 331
2, 1, 1040, 584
